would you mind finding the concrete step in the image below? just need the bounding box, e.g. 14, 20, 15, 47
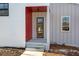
26, 43, 45, 50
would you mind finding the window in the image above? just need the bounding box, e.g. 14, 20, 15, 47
61, 16, 70, 31
0, 3, 9, 16
36, 17, 44, 38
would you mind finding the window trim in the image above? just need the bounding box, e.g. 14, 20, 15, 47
0, 3, 9, 16
61, 16, 70, 32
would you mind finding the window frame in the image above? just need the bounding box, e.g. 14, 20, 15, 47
61, 16, 70, 32
0, 3, 9, 16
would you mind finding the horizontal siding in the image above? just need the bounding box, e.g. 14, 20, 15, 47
50, 3, 79, 47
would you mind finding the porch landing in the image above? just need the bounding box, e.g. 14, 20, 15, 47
27, 39, 47, 43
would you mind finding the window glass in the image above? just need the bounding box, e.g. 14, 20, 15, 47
0, 3, 9, 16
37, 17, 44, 38
62, 16, 70, 31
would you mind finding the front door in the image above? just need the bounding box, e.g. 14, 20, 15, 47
37, 17, 44, 38
32, 12, 46, 39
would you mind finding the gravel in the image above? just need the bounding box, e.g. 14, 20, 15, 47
0, 48, 25, 56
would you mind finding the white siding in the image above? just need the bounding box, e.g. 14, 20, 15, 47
50, 3, 79, 47
26, 3, 49, 7
0, 3, 26, 47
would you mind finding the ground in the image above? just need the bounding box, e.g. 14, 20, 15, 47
43, 44, 79, 56
0, 44, 79, 56
0, 47, 25, 56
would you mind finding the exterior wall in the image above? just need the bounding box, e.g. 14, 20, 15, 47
0, 3, 26, 47
50, 3, 79, 47
1, 3, 79, 49
26, 3, 49, 7
32, 12, 47, 39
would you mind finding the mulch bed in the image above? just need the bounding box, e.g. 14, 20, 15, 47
43, 52, 64, 56
47, 44, 79, 56
0, 47, 25, 56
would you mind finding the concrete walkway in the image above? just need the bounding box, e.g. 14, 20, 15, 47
21, 48, 44, 56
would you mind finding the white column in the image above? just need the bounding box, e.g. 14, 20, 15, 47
46, 4, 50, 50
